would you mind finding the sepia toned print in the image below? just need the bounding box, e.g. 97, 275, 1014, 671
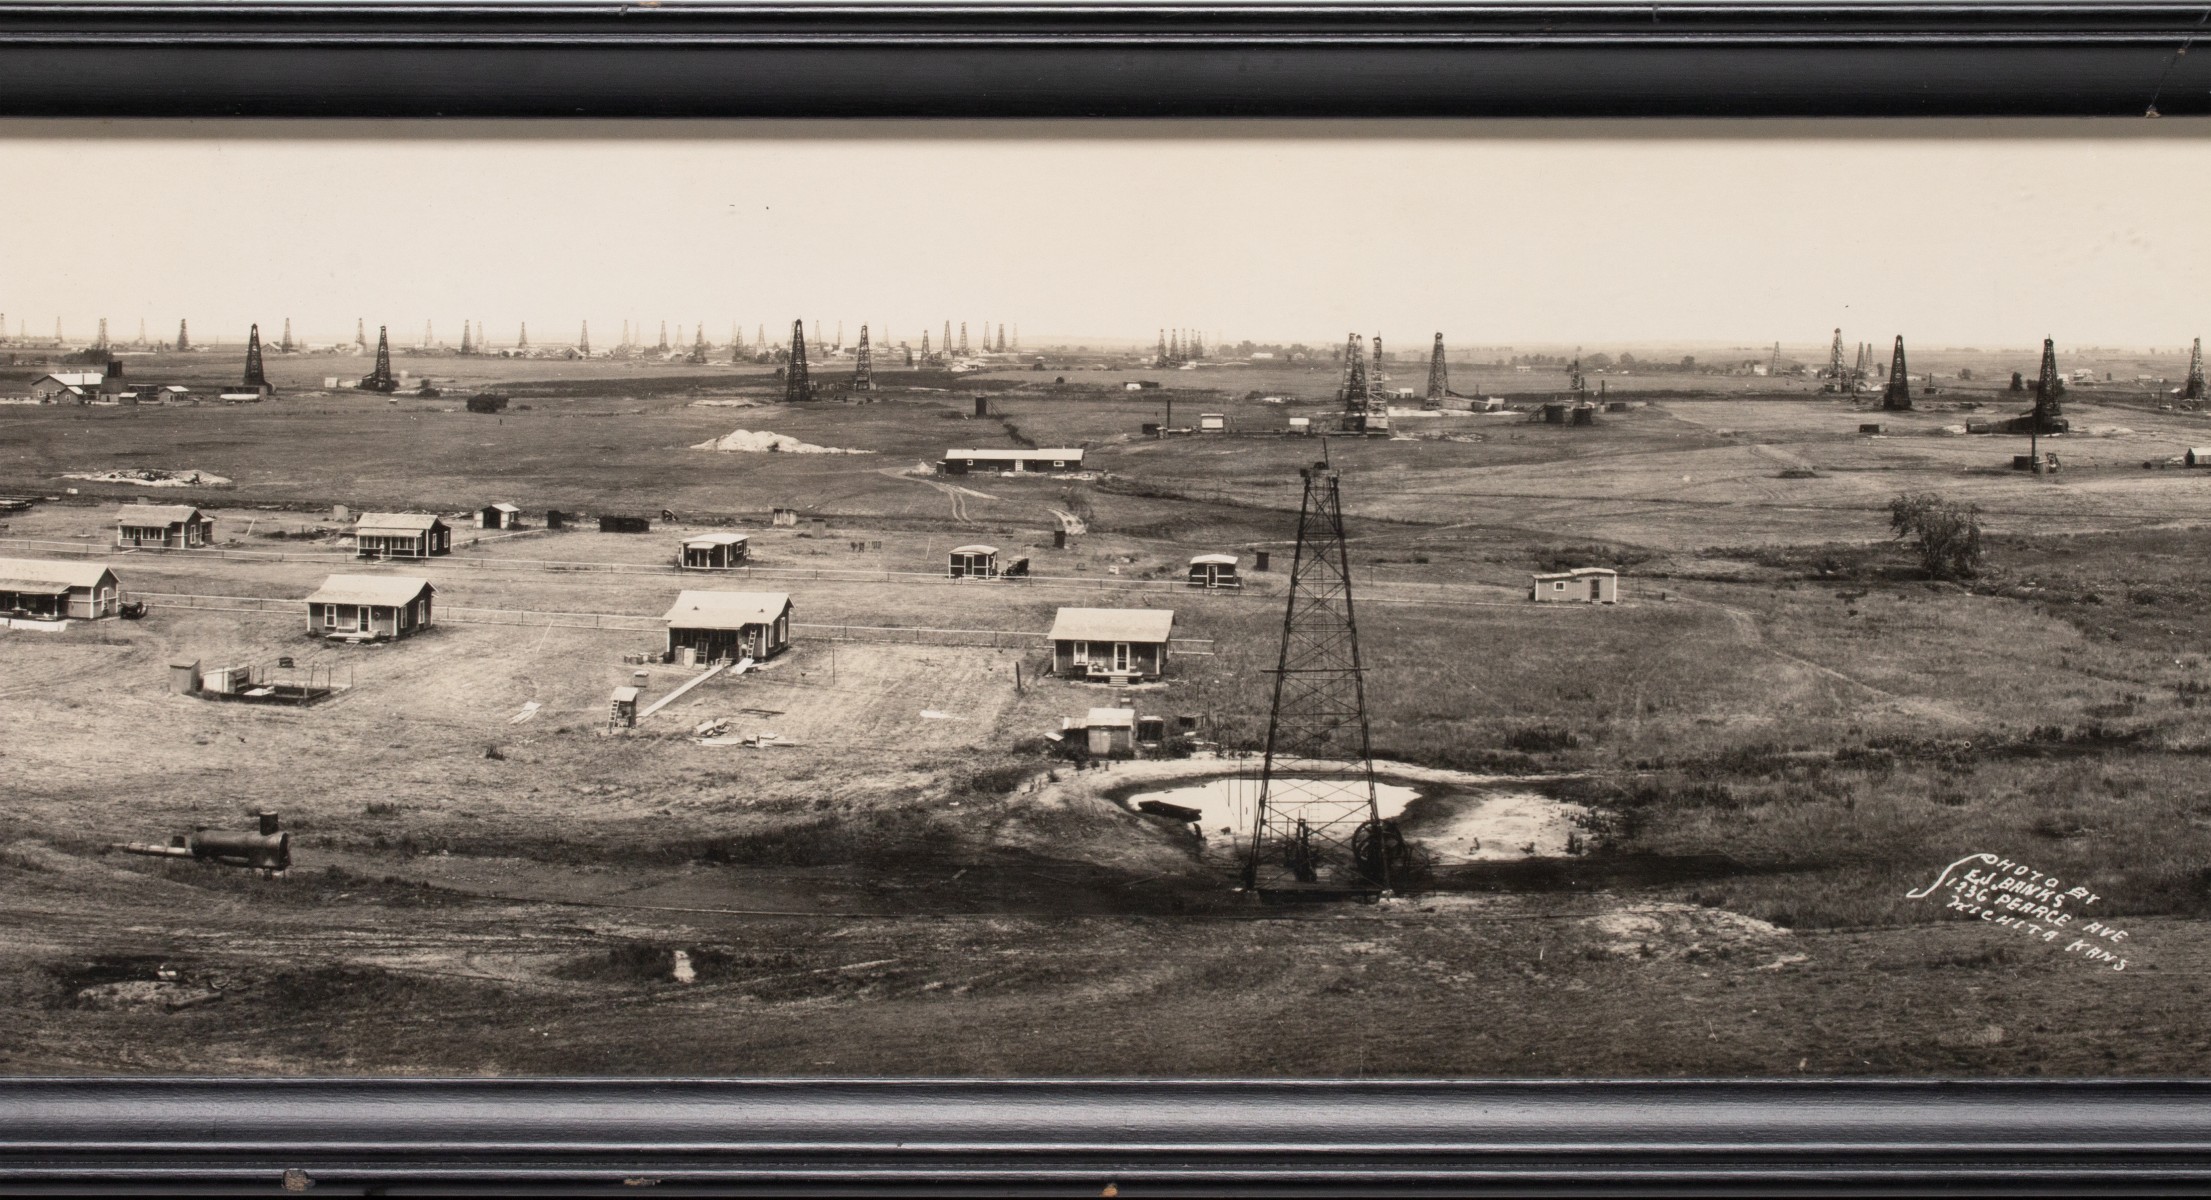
3, 121, 2210, 1076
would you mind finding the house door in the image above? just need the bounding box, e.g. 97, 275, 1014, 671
1113, 642, 1131, 673
1588, 578, 1602, 601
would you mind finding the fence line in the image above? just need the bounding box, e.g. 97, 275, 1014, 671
122, 591, 1213, 651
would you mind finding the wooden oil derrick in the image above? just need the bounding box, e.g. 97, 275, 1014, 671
360, 326, 396, 392
94, 318, 108, 350
2187, 337, 2205, 401
1424, 332, 1449, 406
1825, 327, 1846, 392
460, 320, 474, 355
579, 321, 591, 357
958, 321, 969, 355
688, 324, 708, 365
657, 321, 669, 353
2031, 337, 2066, 432
241, 324, 267, 389
1338, 332, 1368, 429
355, 318, 366, 351
784, 319, 812, 403
280, 318, 295, 354
1243, 452, 1401, 895
1882, 336, 1912, 411
177, 319, 190, 353
853, 324, 875, 390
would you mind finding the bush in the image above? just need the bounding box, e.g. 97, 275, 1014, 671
1888, 491, 1985, 580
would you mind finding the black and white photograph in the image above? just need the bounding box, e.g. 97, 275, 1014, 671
2, 119, 2208, 1079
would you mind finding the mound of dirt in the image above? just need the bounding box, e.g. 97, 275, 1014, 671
62, 468, 232, 487
1583, 902, 1791, 963
691, 429, 872, 454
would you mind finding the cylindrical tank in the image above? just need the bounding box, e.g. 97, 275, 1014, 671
189, 829, 291, 871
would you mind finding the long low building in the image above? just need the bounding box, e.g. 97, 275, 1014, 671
941, 448, 1085, 475
354, 512, 452, 559
0, 557, 120, 621
304, 574, 435, 640
1047, 606, 1175, 682
663, 590, 793, 663
117, 504, 215, 549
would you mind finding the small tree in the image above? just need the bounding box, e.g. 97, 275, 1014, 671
1889, 491, 1985, 579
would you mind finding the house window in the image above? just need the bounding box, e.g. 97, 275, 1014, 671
1070, 641, 1088, 665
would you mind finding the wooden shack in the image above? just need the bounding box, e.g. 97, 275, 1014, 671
478, 503, 523, 529
661, 590, 793, 663
1187, 553, 1241, 590
599, 515, 651, 534
1531, 567, 1619, 604
948, 544, 999, 579
353, 512, 451, 559
304, 574, 435, 640
680, 532, 750, 570
0, 557, 120, 621
1048, 607, 1175, 682
115, 504, 215, 549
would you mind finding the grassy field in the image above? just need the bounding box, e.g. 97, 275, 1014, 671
6, 352, 2211, 1077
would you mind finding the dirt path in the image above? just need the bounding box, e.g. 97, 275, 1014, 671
1690, 596, 1978, 728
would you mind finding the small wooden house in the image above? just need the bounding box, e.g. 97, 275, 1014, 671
1187, 553, 1241, 590
0, 557, 120, 621
2186, 447, 2211, 467
948, 544, 999, 579
116, 504, 215, 549
304, 574, 435, 640
1083, 707, 1136, 757
662, 590, 792, 663
1048, 607, 1175, 682
1531, 567, 1619, 604
478, 502, 523, 529
354, 512, 451, 559
680, 532, 750, 570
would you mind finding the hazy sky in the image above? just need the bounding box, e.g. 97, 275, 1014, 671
4, 119, 2208, 352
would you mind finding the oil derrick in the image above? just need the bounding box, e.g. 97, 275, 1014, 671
134, 319, 147, 349
1568, 354, 1585, 395
1190, 329, 1204, 359
460, 321, 474, 355
921, 329, 932, 361
2186, 337, 2205, 400
1824, 328, 1846, 392
958, 322, 969, 355
94, 318, 108, 350
1337, 332, 1367, 410
994, 323, 1006, 353
355, 319, 367, 352
360, 325, 396, 392
1012, 324, 1020, 352
853, 324, 875, 390
1242, 455, 1398, 895
784, 319, 812, 403
943, 321, 953, 360
280, 319, 294, 354
1156, 329, 1168, 365
579, 321, 591, 357
420, 320, 432, 349
688, 325, 708, 364
2029, 337, 2066, 433
242, 324, 267, 389
177, 320, 190, 353
1424, 332, 1449, 405
1850, 342, 1867, 393
657, 321, 669, 353
1882, 336, 1913, 411
518, 322, 530, 351
835, 320, 844, 351
903, 342, 915, 367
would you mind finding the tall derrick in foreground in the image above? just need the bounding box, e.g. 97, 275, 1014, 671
2187, 337, 2205, 401
853, 324, 875, 390
280, 319, 294, 354
2030, 337, 2066, 432
1882, 336, 1913, 411
1424, 332, 1449, 405
241, 324, 267, 389
1243, 454, 1401, 895
360, 326, 396, 392
784, 319, 812, 403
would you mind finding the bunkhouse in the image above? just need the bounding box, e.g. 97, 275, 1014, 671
0, 557, 120, 623
679, 532, 749, 570
939, 448, 1085, 475
1531, 567, 1620, 604
1048, 607, 1175, 683
1187, 553, 1241, 590
662, 590, 793, 664
304, 574, 435, 641
116, 504, 216, 549
948, 544, 999, 579
478, 502, 523, 530
353, 512, 451, 559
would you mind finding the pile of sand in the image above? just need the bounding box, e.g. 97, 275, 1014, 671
62, 468, 233, 487
690, 429, 871, 454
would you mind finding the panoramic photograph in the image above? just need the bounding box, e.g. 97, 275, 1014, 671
1, 120, 2207, 1076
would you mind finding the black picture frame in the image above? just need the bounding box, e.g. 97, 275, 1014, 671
5, 5, 2211, 1191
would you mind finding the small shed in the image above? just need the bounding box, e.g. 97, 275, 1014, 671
0, 557, 120, 620
116, 504, 215, 549
609, 686, 641, 729
681, 532, 750, 569
1531, 567, 1619, 604
1083, 707, 1136, 758
771, 508, 799, 527
478, 502, 523, 530
304, 574, 435, 640
354, 512, 451, 559
662, 589, 793, 663
949, 544, 999, 579
466, 393, 510, 414
1198, 413, 1226, 432
2186, 447, 2211, 467
599, 515, 652, 534
1187, 553, 1241, 590
1048, 607, 1175, 682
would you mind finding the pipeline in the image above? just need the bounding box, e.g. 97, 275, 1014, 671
111, 811, 291, 872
